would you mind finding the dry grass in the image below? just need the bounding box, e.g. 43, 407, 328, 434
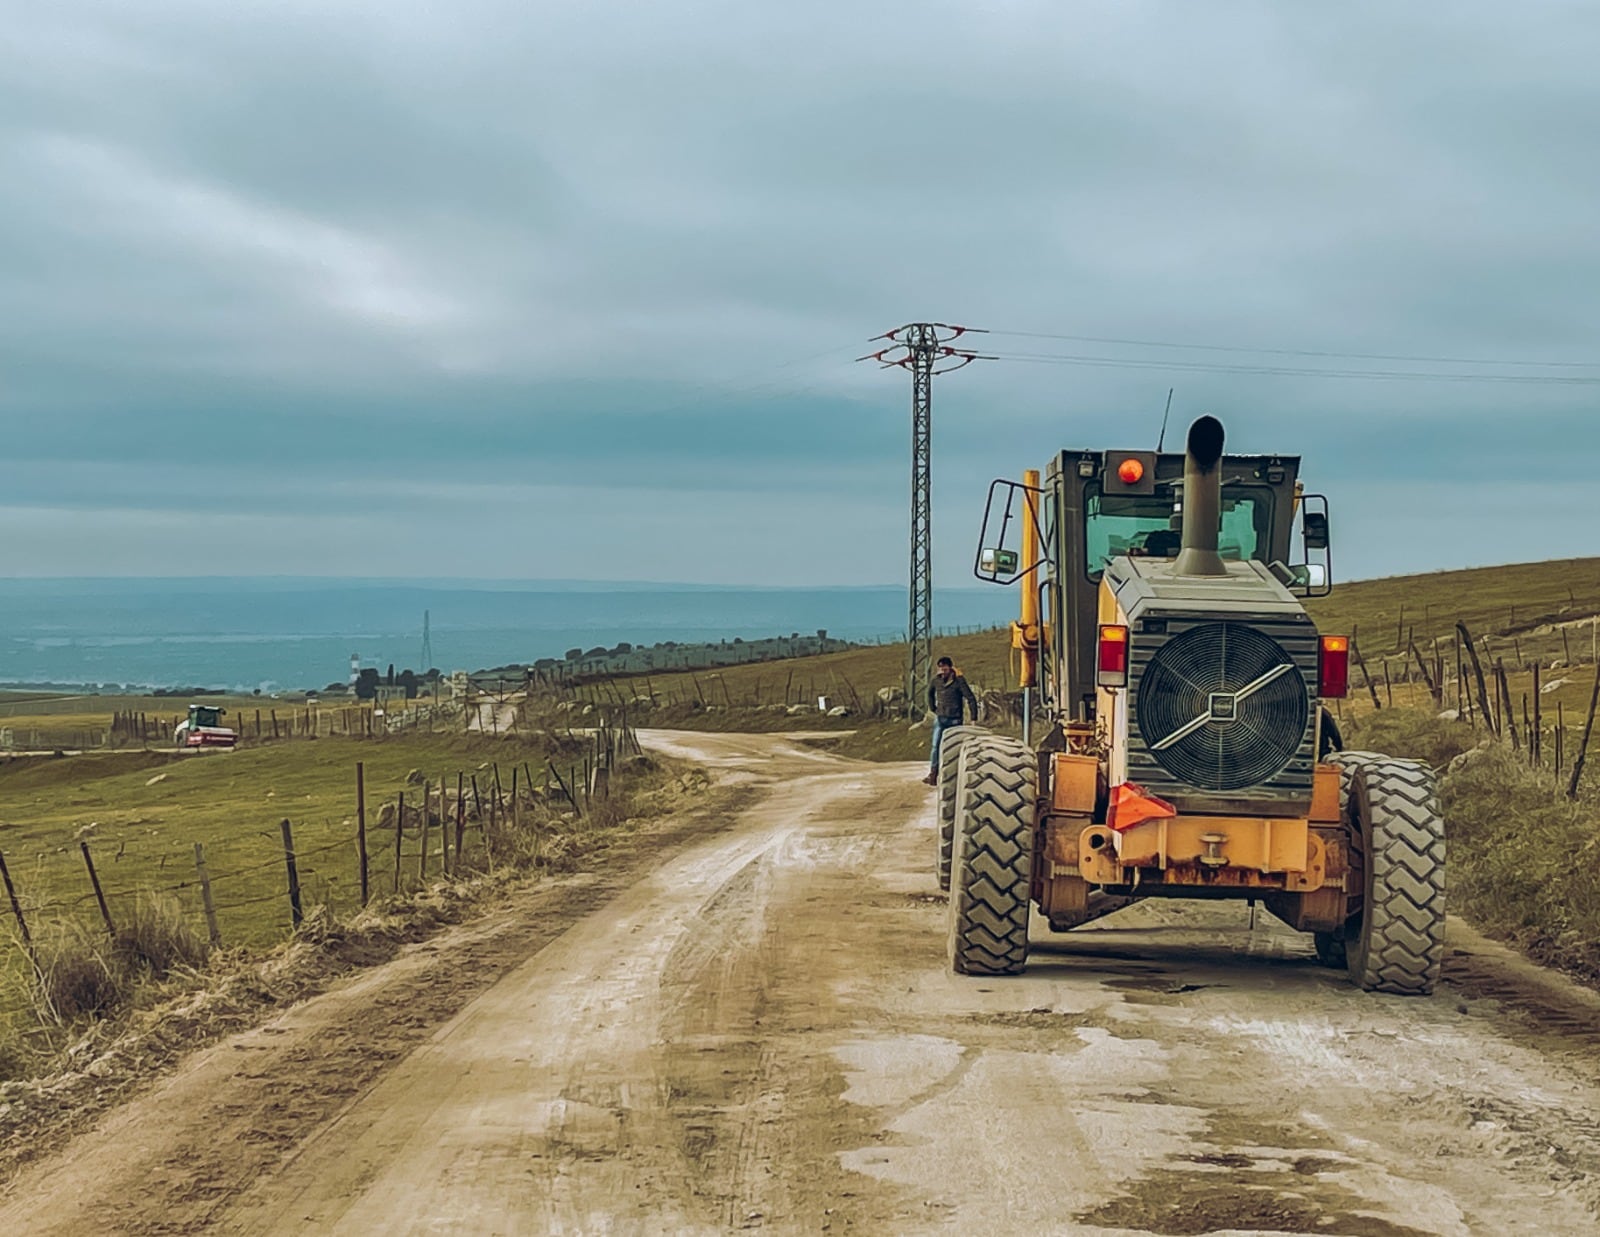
114, 894, 210, 981
32, 923, 126, 1024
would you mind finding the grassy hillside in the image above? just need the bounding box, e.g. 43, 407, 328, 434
1306, 556, 1600, 651
1306, 559, 1600, 752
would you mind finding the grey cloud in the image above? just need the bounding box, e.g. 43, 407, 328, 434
1, 1, 1598, 583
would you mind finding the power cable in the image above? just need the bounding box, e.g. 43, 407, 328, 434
979, 349, 1600, 385
984, 328, 1600, 370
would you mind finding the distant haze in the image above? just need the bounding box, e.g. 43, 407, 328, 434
0, 578, 1014, 691
2, 4, 1598, 586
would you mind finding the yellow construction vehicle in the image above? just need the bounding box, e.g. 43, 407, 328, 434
944, 415, 1444, 994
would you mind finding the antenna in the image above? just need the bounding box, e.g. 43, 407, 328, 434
1156, 387, 1175, 452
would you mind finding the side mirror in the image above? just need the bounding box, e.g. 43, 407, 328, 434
980, 547, 1020, 577
1302, 510, 1329, 550
973, 477, 1048, 585
1289, 563, 1327, 590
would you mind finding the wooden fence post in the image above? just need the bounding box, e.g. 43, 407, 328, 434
438, 773, 449, 875
1567, 664, 1600, 800
280, 819, 303, 927
194, 842, 222, 947
455, 772, 466, 871
1352, 638, 1381, 710
419, 781, 431, 879
1457, 621, 1495, 736
356, 761, 369, 906
1409, 638, 1439, 705
0, 849, 34, 963
394, 790, 406, 895
1532, 664, 1543, 766
1495, 661, 1518, 752
80, 841, 115, 938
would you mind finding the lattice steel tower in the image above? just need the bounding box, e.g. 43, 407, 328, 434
859, 324, 989, 714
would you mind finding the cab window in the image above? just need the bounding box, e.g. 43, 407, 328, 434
1084, 483, 1273, 579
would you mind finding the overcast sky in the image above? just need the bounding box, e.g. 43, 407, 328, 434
3, 1, 1598, 587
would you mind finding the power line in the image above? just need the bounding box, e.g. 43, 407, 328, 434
979, 348, 1600, 385
984, 328, 1600, 370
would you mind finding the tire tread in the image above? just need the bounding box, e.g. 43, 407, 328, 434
948, 737, 1037, 976
1350, 759, 1447, 996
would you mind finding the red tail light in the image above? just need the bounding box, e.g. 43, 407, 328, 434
1319, 635, 1349, 699
1098, 624, 1129, 687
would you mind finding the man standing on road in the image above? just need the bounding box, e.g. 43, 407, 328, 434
923, 656, 979, 786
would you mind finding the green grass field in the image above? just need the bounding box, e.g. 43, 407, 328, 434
0, 692, 450, 750
0, 729, 577, 1036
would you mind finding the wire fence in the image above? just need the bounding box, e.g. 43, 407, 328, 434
1339, 610, 1600, 795
0, 719, 643, 1025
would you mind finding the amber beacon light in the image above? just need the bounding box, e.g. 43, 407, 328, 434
1116, 457, 1145, 485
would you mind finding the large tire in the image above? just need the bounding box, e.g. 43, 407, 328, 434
1312, 750, 1388, 969
936, 724, 987, 892
1327, 749, 1385, 820
1347, 760, 1447, 995
947, 737, 1037, 976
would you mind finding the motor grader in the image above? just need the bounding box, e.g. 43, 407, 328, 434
943, 415, 1445, 995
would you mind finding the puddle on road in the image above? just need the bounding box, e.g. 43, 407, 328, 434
1078, 1109, 1451, 1237
832, 1034, 964, 1108
1078, 1167, 1435, 1237
835, 1032, 1206, 1227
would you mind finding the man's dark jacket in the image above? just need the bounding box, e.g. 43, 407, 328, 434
928, 672, 979, 721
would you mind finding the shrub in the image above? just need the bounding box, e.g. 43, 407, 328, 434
113, 894, 209, 980
0, 1031, 31, 1081
32, 922, 127, 1023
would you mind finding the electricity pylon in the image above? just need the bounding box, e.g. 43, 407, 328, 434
858, 324, 990, 715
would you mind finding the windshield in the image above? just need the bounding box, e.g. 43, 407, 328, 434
1085, 483, 1273, 579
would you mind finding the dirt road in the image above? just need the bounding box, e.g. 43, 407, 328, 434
4, 731, 1599, 1235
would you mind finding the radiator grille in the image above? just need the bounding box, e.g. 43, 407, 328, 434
1127, 615, 1317, 807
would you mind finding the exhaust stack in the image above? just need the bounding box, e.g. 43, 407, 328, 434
1173, 415, 1227, 577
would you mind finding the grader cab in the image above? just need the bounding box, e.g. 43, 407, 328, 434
944, 415, 1446, 995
